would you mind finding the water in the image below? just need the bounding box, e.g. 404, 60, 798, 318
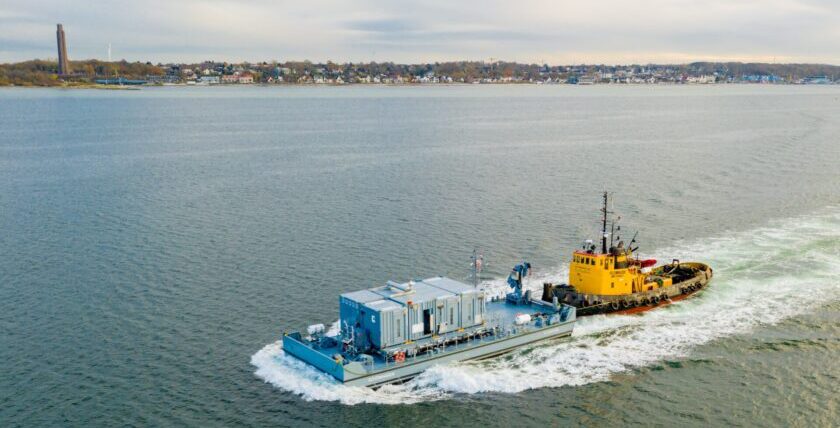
1, 85, 838, 426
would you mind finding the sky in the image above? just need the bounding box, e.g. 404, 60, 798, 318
1, 0, 838, 65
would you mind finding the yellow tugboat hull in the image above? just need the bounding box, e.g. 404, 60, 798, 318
543, 262, 713, 316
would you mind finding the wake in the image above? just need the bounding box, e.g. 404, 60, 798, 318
251, 207, 840, 404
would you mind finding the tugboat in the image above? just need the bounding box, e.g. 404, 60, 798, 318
281, 255, 575, 388
541, 192, 713, 316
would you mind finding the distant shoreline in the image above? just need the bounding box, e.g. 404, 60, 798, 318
3, 60, 837, 88
2, 81, 838, 89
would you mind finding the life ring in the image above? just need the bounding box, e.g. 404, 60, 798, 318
641, 298, 649, 306
688, 285, 695, 292
652, 295, 660, 304
610, 301, 620, 311
621, 300, 630, 309
661, 294, 669, 302
695, 282, 702, 289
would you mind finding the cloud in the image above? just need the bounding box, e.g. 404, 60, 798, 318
0, 0, 837, 64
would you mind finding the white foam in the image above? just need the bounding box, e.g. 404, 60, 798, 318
251, 207, 840, 404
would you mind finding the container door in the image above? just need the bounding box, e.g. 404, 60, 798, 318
410, 308, 423, 338
465, 300, 473, 325
423, 309, 433, 335
395, 314, 403, 343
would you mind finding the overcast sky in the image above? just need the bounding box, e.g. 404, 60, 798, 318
2, 0, 838, 65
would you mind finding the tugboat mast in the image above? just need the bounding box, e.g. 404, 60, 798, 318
601, 191, 609, 254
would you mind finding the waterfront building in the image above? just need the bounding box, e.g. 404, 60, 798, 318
197, 76, 220, 84
803, 76, 832, 84
221, 73, 254, 84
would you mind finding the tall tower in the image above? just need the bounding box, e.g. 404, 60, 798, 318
56, 24, 69, 75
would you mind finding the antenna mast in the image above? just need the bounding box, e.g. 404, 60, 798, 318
471, 249, 483, 288
601, 191, 610, 254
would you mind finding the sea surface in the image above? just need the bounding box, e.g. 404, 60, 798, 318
1, 84, 838, 427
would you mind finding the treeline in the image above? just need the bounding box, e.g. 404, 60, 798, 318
298, 60, 541, 80
186, 60, 840, 82
164, 60, 542, 82
685, 62, 840, 78
184, 60, 566, 82
0, 59, 164, 86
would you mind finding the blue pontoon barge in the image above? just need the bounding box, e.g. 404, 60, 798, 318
282, 261, 576, 388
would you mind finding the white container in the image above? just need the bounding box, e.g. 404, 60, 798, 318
514, 314, 531, 325
307, 323, 325, 336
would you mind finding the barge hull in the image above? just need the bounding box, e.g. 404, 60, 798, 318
283, 318, 574, 388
